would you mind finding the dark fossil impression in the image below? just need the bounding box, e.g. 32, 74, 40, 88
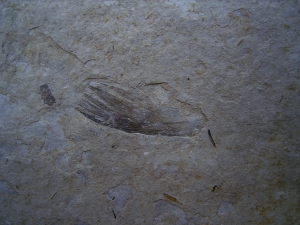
77, 79, 204, 136
40, 84, 56, 106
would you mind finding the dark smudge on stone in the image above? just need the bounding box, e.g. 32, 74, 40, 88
40, 84, 56, 106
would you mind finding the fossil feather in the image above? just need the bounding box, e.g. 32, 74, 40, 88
77, 79, 204, 136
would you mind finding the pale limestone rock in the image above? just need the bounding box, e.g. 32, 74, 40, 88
0, 0, 299, 224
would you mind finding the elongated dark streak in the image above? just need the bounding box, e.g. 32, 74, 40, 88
77, 109, 103, 123
208, 129, 216, 147
112, 209, 116, 219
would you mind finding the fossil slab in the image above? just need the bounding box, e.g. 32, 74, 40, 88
77, 79, 204, 136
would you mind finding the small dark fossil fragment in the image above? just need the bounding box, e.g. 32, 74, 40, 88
211, 185, 218, 192
39, 84, 56, 106
112, 209, 116, 219
77, 79, 204, 136
163, 193, 182, 204
208, 129, 216, 147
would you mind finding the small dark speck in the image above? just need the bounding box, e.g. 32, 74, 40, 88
187, 78, 190, 80
237, 39, 244, 46
279, 94, 283, 103
211, 185, 218, 192
112, 196, 115, 200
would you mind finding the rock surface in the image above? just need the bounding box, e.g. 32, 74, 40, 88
0, 0, 299, 224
